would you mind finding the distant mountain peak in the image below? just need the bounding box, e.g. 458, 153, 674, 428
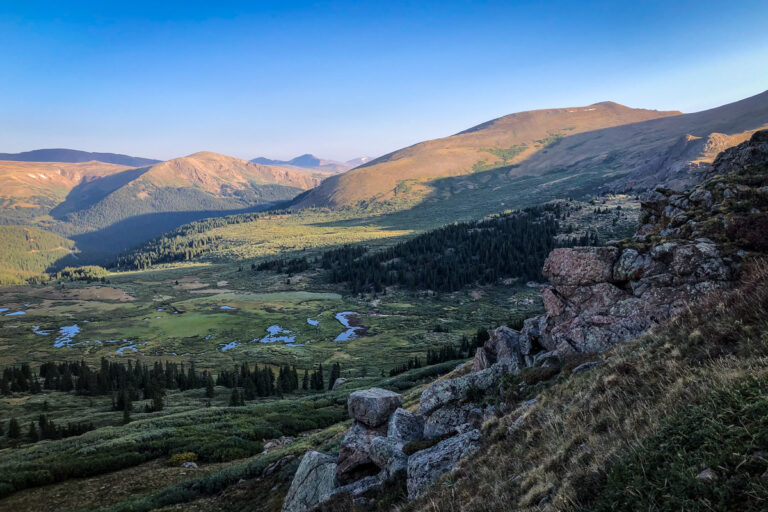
249, 153, 370, 174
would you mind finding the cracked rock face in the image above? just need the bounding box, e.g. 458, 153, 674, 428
336, 421, 387, 484
387, 408, 424, 443
406, 429, 482, 500
538, 240, 734, 354
348, 388, 403, 427
282, 451, 337, 512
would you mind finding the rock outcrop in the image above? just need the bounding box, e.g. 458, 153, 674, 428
406, 428, 482, 500
282, 131, 768, 511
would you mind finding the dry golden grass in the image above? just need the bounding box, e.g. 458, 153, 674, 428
297, 102, 680, 208
399, 260, 768, 512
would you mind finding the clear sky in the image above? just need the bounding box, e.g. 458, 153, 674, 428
1, 1, 767, 161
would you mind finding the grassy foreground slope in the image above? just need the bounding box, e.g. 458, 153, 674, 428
402, 261, 768, 512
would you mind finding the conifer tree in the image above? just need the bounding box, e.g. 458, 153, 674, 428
8, 417, 20, 439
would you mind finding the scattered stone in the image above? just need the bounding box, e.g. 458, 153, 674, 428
696, 468, 718, 483
182, 461, 198, 469
348, 388, 402, 427
332, 378, 347, 390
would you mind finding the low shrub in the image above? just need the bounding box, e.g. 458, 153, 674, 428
168, 452, 197, 467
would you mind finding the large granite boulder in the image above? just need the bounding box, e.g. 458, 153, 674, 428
336, 422, 387, 484
418, 368, 499, 438
542, 247, 619, 286
387, 408, 424, 443
406, 429, 482, 500
282, 451, 337, 512
419, 367, 499, 417
348, 388, 402, 427
369, 436, 408, 478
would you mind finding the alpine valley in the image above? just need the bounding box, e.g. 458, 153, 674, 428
2, 87, 768, 512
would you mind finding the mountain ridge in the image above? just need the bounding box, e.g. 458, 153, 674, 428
293, 92, 768, 210
251, 153, 371, 174
0, 148, 161, 167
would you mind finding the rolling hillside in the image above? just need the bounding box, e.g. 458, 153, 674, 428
292, 101, 681, 208
49, 152, 324, 256
0, 160, 133, 223
0, 148, 160, 167
293, 90, 768, 210
0, 152, 325, 266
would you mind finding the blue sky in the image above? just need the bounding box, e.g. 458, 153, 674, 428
1, 1, 767, 161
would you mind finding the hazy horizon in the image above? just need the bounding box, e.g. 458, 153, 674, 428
2, 1, 767, 161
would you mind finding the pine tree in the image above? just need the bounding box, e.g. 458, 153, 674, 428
205, 376, 215, 398
244, 377, 256, 400
8, 417, 20, 439
27, 421, 37, 442
328, 363, 341, 390
302, 370, 309, 390
229, 388, 241, 406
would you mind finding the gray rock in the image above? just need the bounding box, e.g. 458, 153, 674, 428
406, 429, 482, 500
369, 436, 408, 478
423, 403, 478, 438
322, 473, 386, 503
332, 378, 347, 390
282, 451, 337, 512
696, 468, 718, 482
182, 461, 198, 469
472, 326, 525, 372
336, 422, 386, 484
348, 388, 402, 427
418, 367, 499, 416
387, 408, 424, 443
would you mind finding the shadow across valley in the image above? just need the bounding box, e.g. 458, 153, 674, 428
49, 166, 152, 219
47, 202, 284, 270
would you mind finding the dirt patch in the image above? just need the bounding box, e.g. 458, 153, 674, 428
190, 288, 235, 294
471, 289, 485, 300
18, 286, 135, 302
173, 282, 208, 290
216, 280, 228, 287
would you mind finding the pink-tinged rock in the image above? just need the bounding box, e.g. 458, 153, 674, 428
541, 287, 565, 317
472, 347, 491, 372
542, 247, 620, 286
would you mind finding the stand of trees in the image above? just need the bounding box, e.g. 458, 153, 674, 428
253, 204, 601, 294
